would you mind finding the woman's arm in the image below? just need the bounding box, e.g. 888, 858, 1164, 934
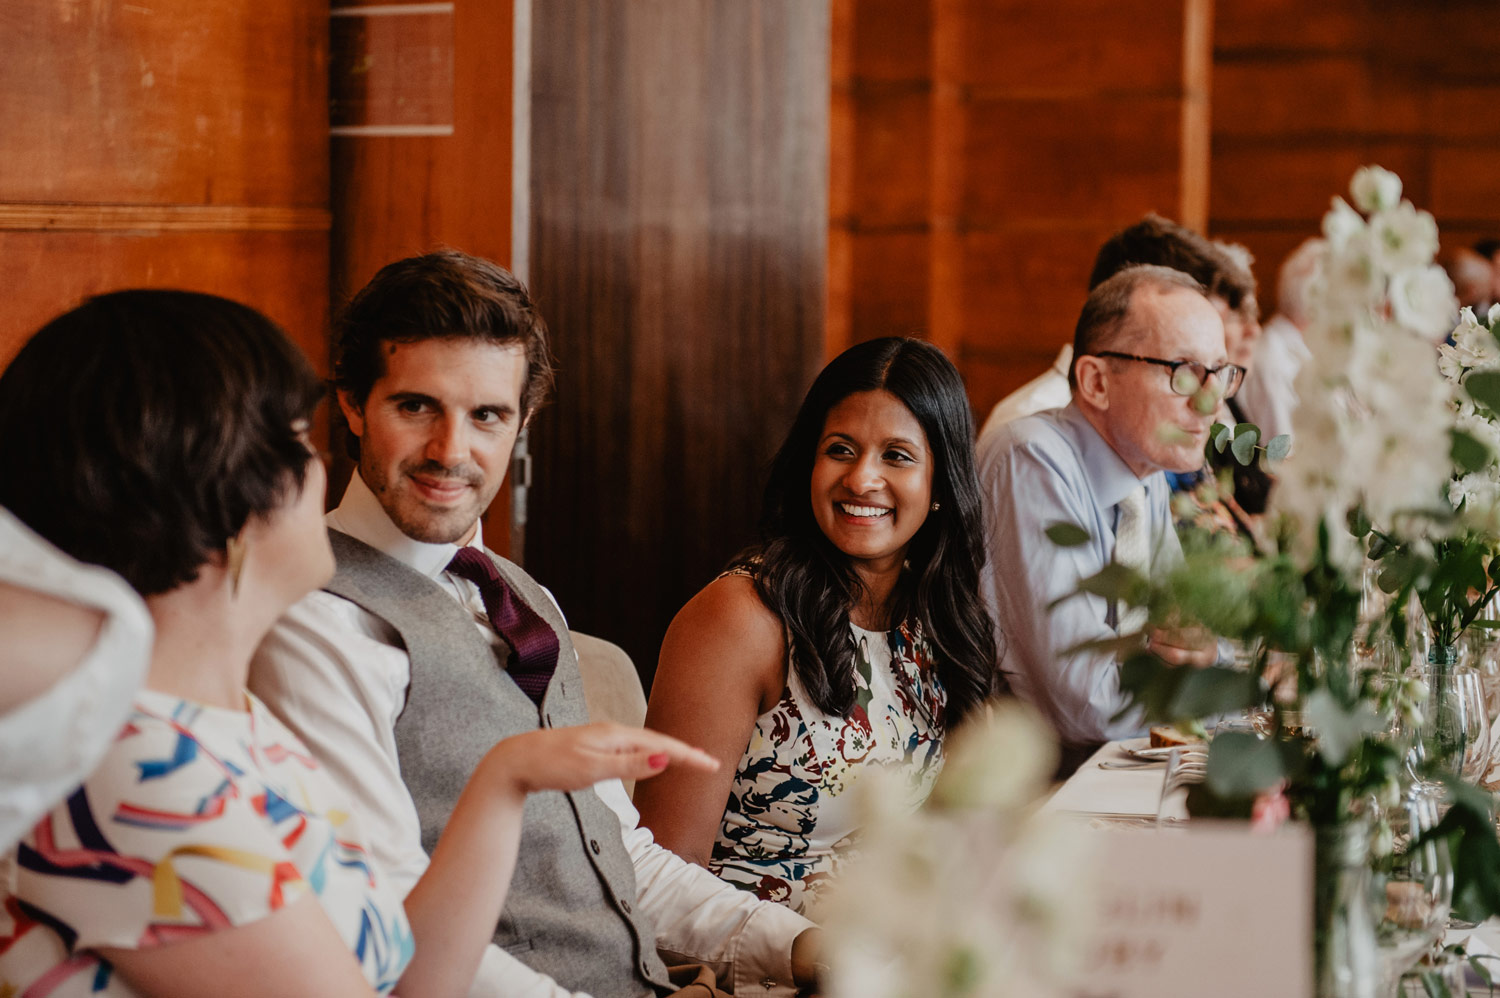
97, 893, 377, 998
99, 724, 712, 998
397, 722, 718, 998
632, 573, 787, 866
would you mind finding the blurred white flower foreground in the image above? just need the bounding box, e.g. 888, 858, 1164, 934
821, 702, 1096, 998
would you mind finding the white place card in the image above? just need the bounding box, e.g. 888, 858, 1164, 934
1070, 821, 1312, 998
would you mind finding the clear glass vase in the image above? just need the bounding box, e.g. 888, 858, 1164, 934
1415, 648, 1489, 783
1315, 820, 1379, 998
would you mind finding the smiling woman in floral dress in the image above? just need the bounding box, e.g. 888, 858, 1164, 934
634, 336, 1000, 916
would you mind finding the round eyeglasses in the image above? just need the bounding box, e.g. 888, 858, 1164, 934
1093, 351, 1245, 399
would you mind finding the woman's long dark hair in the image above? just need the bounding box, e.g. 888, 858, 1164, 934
737, 337, 999, 724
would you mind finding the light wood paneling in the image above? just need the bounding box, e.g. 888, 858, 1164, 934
527, 0, 829, 682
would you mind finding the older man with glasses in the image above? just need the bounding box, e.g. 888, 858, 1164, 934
978, 264, 1235, 771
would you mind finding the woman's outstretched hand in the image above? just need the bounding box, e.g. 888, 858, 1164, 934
481, 722, 720, 797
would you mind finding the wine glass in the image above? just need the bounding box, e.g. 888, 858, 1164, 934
1375, 781, 1454, 997
1454, 668, 1492, 785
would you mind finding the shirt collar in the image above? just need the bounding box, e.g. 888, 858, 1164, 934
1054, 402, 1154, 512
326, 471, 485, 580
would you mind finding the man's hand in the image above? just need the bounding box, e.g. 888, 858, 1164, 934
1147, 626, 1217, 668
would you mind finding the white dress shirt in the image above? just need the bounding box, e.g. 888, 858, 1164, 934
1236, 314, 1309, 442
977, 345, 1073, 439
250, 474, 813, 998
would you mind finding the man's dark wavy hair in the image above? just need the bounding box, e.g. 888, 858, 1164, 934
0, 289, 324, 596
733, 337, 999, 723
1089, 212, 1255, 313
333, 249, 554, 457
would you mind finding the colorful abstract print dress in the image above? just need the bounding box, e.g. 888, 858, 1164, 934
0, 690, 413, 996
709, 620, 947, 916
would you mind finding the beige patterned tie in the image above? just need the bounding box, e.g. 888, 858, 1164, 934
1114, 485, 1150, 634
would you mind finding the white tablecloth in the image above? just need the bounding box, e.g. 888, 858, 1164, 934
1042, 740, 1185, 820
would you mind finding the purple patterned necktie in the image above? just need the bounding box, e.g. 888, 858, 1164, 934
446, 547, 560, 704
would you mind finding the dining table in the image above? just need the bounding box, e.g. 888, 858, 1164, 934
1043, 737, 1500, 982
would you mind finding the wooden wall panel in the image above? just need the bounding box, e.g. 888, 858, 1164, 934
0, 4, 327, 207
328, 0, 515, 549
1210, 0, 1500, 298
830, 0, 1212, 419
527, 0, 828, 683
0, 2, 330, 373
0, 230, 329, 372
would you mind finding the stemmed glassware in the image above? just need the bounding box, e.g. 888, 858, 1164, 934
1374, 782, 1454, 997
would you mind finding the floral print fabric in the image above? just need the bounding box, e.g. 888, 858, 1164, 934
0, 690, 413, 996
709, 621, 947, 916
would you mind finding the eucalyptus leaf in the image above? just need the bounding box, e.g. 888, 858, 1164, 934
1212, 422, 1233, 454
1205, 732, 1285, 796
1303, 689, 1385, 766
1451, 428, 1493, 475
1044, 521, 1092, 548
1230, 425, 1260, 466
1075, 562, 1146, 603
1264, 434, 1291, 462
1467, 371, 1500, 416
1167, 667, 1261, 720
1347, 506, 1372, 541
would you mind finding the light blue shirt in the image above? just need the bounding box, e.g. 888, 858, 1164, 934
977, 402, 1180, 748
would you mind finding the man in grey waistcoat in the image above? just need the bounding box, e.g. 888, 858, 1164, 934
251, 250, 821, 998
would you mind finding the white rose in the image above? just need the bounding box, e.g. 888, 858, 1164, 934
1368, 202, 1441, 272
1322, 196, 1367, 249
1489, 302, 1500, 328
1389, 265, 1457, 341
1351, 165, 1404, 213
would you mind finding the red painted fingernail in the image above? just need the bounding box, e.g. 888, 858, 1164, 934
648, 753, 669, 769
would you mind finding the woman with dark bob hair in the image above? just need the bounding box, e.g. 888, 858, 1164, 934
634, 336, 999, 915
0, 290, 712, 998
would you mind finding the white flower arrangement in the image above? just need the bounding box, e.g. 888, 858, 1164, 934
1439, 303, 1500, 511
1270, 165, 1458, 556
822, 701, 1095, 998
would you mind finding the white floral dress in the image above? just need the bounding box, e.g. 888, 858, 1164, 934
708, 619, 948, 916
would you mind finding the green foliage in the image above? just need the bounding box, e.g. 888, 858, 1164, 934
1425, 777, 1500, 924
1264, 434, 1292, 462
1043, 522, 1091, 548
1451, 428, 1493, 476
1117, 654, 1260, 725
1465, 370, 1500, 416
1211, 422, 1233, 454
1302, 689, 1384, 767
1205, 731, 1285, 796
1230, 424, 1260, 466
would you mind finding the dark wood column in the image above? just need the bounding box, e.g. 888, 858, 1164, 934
526, 0, 830, 685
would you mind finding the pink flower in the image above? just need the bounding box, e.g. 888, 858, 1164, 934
1250, 782, 1290, 833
